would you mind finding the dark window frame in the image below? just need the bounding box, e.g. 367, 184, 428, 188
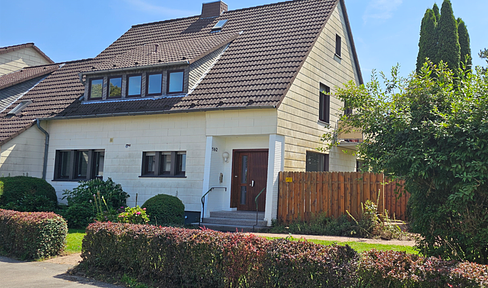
146, 72, 163, 96
88, 78, 104, 100
335, 34, 342, 58
107, 76, 123, 98
319, 83, 330, 123
167, 70, 185, 94
126, 74, 142, 97
141, 151, 186, 178
305, 151, 329, 172
54, 149, 105, 181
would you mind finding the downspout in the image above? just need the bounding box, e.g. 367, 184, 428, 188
35, 119, 49, 180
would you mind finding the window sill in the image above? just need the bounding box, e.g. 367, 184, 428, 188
52, 179, 85, 182
139, 175, 187, 178
334, 53, 342, 59
317, 119, 331, 126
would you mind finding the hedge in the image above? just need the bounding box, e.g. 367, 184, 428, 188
0, 209, 67, 260
359, 250, 488, 287
81, 222, 359, 287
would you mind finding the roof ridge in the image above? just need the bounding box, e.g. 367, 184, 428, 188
131, 15, 199, 28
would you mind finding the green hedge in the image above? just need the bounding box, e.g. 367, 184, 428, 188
0, 176, 57, 212
81, 222, 358, 287
0, 209, 67, 260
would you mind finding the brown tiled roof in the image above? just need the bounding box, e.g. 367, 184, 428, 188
0, 59, 95, 145
0, 43, 54, 64
0, 0, 363, 144
0, 64, 59, 90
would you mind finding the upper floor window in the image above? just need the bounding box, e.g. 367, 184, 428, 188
167, 71, 184, 94
127, 75, 142, 97
319, 83, 330, 123
89, 78, 103, 100
147, 73, 162, 95
54, 149, 104, 181
108, 76, 122, 98
306, 151, 329, 172
335, 34, 342, 58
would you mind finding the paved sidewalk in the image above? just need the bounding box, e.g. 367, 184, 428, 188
0, 256, 122, 288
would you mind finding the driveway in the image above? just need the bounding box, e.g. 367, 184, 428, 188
0, 256, 122, 288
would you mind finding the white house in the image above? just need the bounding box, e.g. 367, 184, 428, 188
0, 0, 363, 229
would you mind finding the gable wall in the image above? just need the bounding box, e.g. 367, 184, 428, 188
0, 47, 52, 76
277, 1, 360, 172
0, 125, 45, 178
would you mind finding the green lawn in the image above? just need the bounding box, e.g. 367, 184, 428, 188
65, 229, 85, 254
64, 229, 417, 255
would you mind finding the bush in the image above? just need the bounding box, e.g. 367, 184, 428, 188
359, 250, 488, 287
80, 222, 359, 288
270, 214, 358, 237
0, 209, 67, 260
0, 176, 57, 212
142, 194, 184, 225
61, 178, 129, 228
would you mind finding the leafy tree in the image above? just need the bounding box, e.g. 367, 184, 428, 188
457, 18, 471, 72
436, 0, 460, 71
416, 9, 438, 72
323, 62, 488, 264
480, 48, 488, 72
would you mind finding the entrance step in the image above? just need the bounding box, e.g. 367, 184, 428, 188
192, 211, 269, 232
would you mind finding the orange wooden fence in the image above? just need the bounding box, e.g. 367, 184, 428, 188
277, 172, 409, 224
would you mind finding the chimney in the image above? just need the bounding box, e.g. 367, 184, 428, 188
201, 1, 228, 18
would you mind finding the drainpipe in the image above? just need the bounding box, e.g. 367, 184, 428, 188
36, 119, 49, 180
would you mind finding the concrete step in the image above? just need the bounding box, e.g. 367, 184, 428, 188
210, 211, 264, 220
202, 217, 267, 227
193, 222, 270, 233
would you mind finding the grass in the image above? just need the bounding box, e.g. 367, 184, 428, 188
64, 228, 417, 255
65, 228, 85, 254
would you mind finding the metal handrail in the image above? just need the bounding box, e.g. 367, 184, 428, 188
200, 186, 227, 226
253, 187, 266, 231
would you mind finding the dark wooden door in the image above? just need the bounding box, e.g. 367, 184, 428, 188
231, 150, 268, 211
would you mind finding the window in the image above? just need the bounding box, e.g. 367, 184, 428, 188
356, 160, 365, 172
127, 75, 142, 97
167, 71, 184, 94
141, 151, 186, 177
335, 34, 341, 57
89, 78, 103, 100
211, 19, 228, 32
54, 150, 105, 181
108, 76, 122, 98
147, 73, 162, 95
306, 151, 329, 172
344, 100, 352, 116
319, 83, 330, 123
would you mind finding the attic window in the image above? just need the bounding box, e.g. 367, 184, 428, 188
8, 100, 32, 116
211, 19, 228, 32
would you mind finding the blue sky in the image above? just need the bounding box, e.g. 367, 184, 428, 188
0, 0, 486, 81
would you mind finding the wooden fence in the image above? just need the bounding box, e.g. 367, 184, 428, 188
277, 172, 409, 224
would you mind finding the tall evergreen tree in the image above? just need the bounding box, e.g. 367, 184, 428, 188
457, 18, 471, 72
436, 0, 460, 71
416, 9, 438, 72
433, 3, 440, 22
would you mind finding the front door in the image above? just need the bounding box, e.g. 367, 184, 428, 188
231, 149, 268, 211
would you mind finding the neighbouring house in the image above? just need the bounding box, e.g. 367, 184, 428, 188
0, 0, 362, 228
0, 43, 54, 76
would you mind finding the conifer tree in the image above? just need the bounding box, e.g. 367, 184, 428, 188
433, 3, 440, 22
457, 18, 471, 72
416, 9, 438, 72
436, 0, 460, 71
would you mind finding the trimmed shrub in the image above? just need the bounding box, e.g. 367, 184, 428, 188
0, 209, 67, 260
359, 250, 488, 287
61, 178, 129, 228
80, 222, 359, 288
0, 176, 57, 212
142, 194, 184, 225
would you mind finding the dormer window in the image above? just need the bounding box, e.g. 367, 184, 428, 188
108, 76, 122, 98
89, 78, 103, 100
167, 70, 184, 94
147, 73, 162, 95
127, 75, 142, 97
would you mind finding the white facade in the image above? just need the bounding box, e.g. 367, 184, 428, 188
0, 47, 52, 76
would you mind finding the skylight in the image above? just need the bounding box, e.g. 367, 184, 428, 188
212, 19, 228, 32
7, 100, 32, 116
